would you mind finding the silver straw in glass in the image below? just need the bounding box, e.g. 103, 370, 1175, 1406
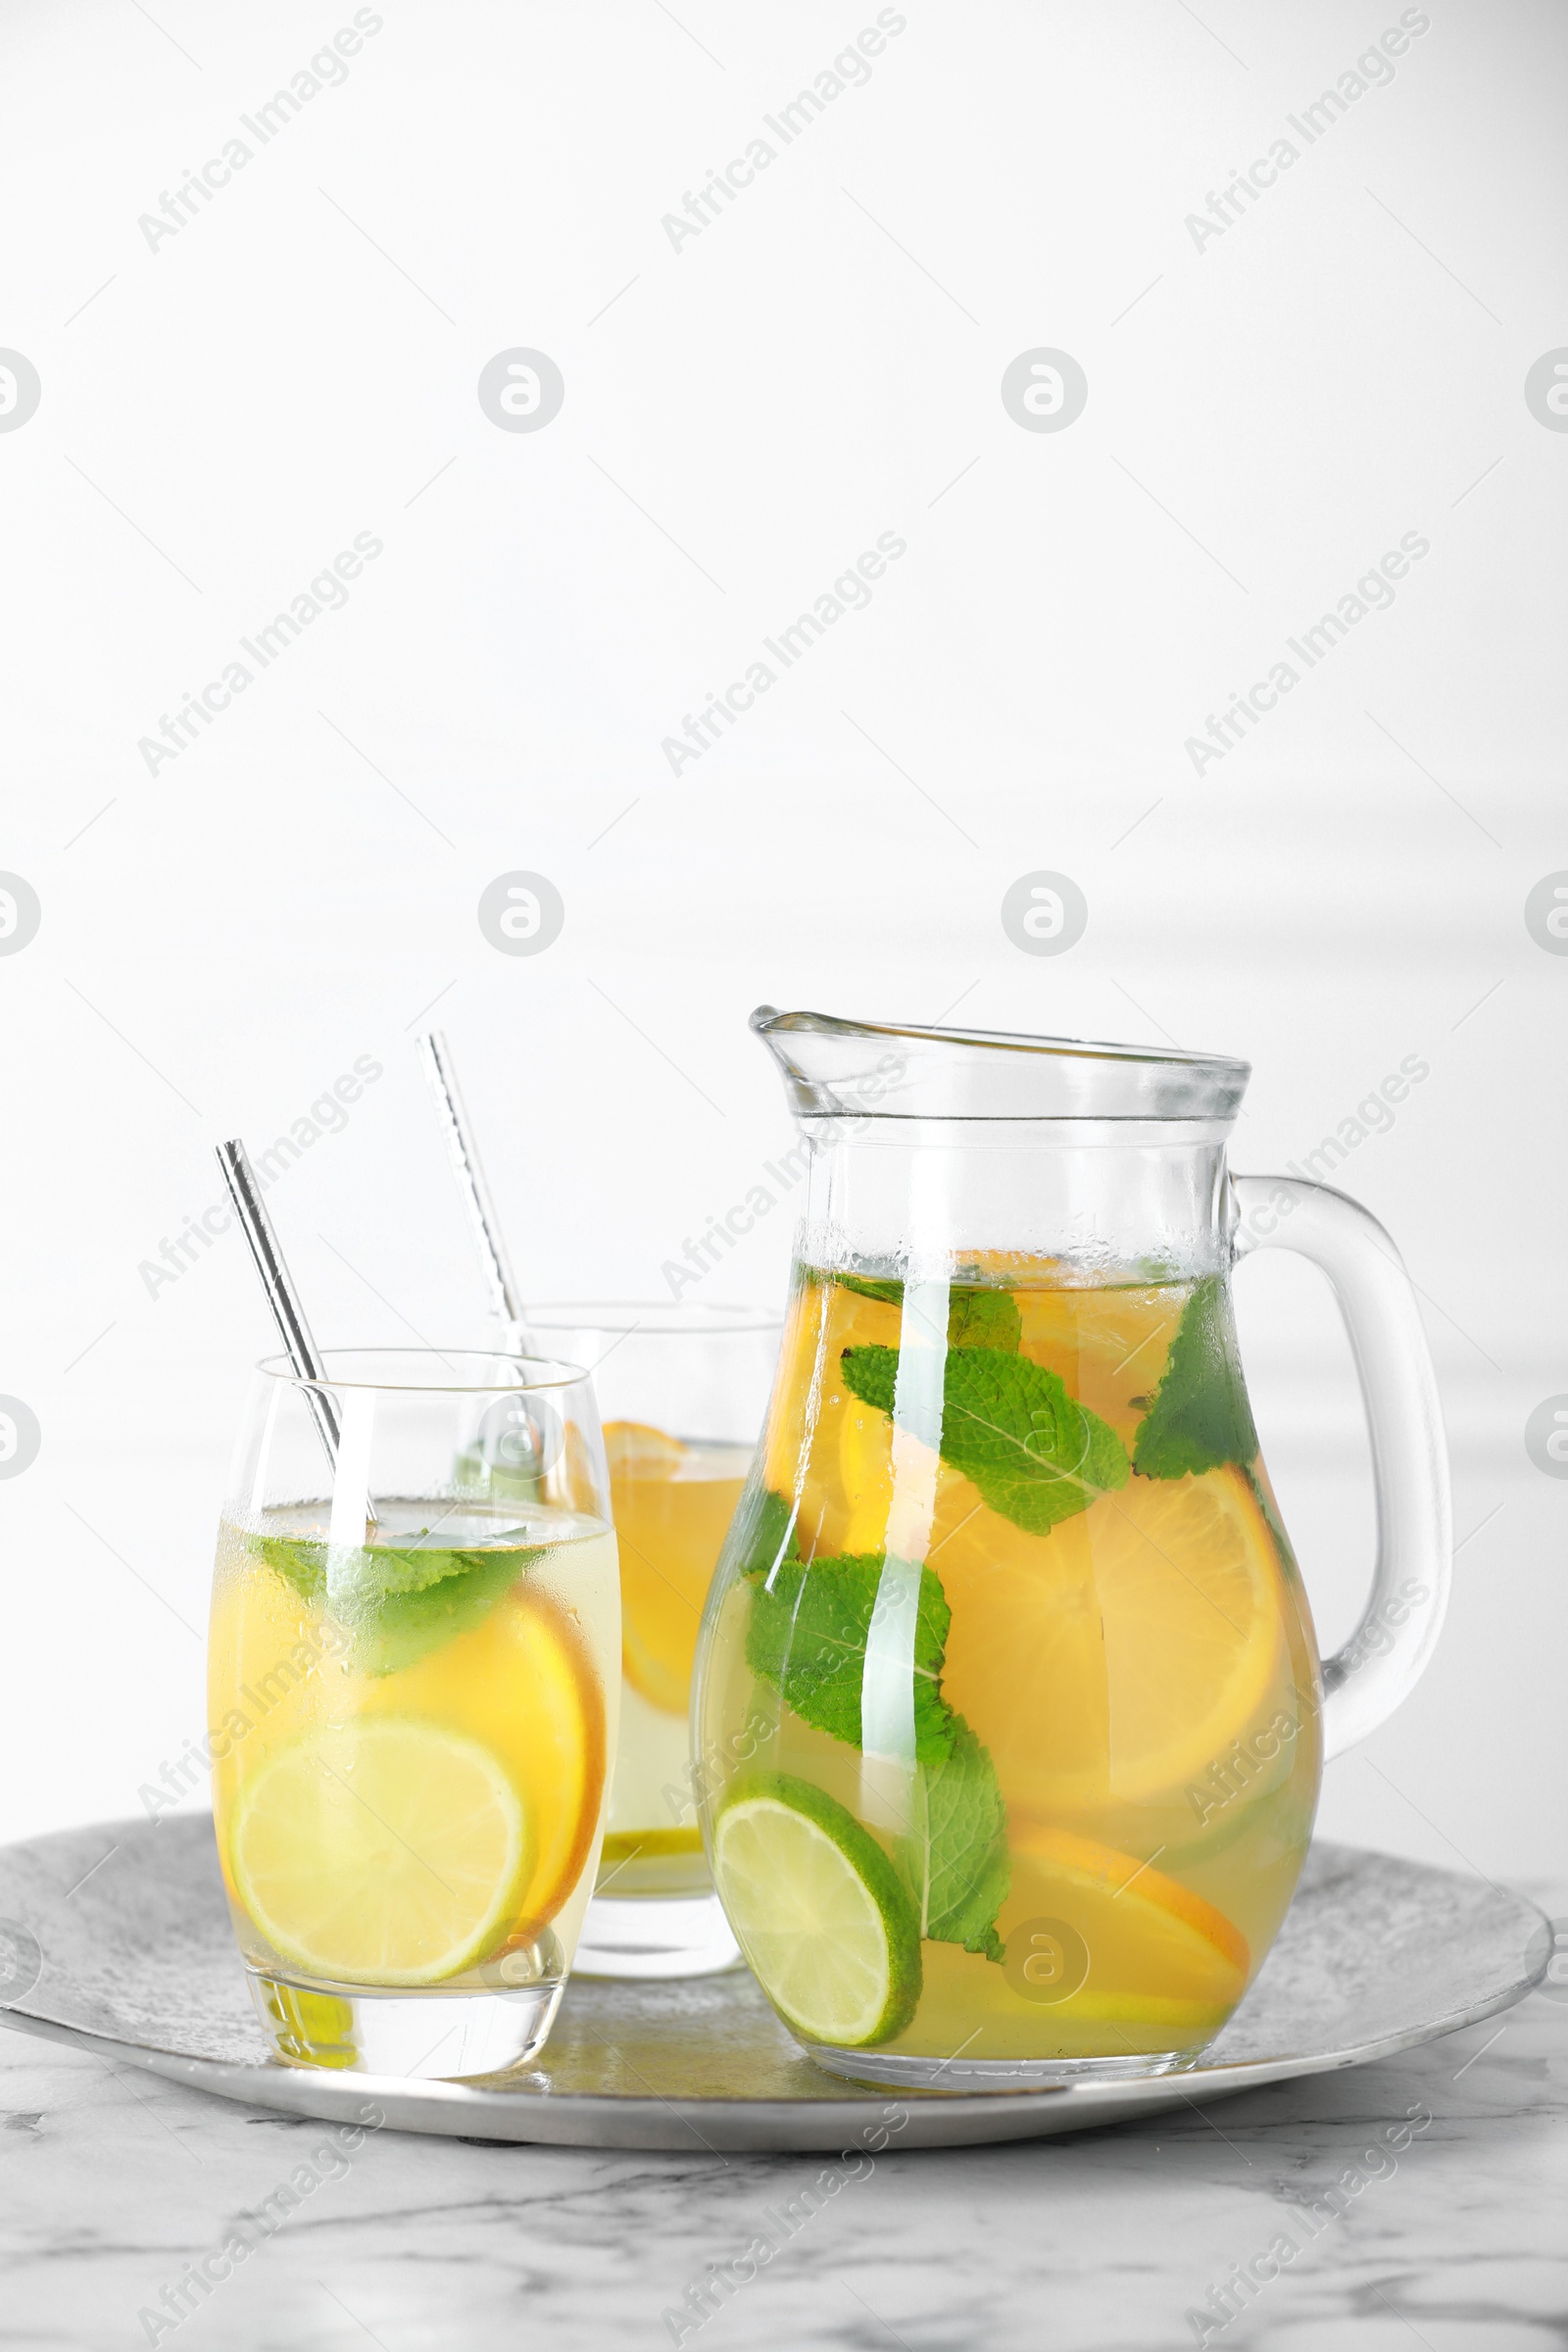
416, 1029, 524, 1331
215, 1137, 363, 1505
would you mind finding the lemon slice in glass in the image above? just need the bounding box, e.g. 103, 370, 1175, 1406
1007, 1822, 1250, 2017
713, 1774, 920, 2047
230, 1720, 529, 1987
603, 1420, 687, 1475
937, 1462, 1284, 1809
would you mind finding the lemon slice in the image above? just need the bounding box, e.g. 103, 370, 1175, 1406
231, 1720, 529, 1987
604, 1421, 687, 1475
1091, 1469, 1283, 1799
1008, 1823, 1250, 2015
713, 1775, 921, 2047
937, 1462, 1283, 1809
618, 1593, 692, 1714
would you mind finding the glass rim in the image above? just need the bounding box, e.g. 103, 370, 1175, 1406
254, 1346, 593, 1396
516, 1299, 783, 1336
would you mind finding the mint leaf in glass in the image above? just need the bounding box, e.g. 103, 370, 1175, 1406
833, 1274, 1022, 1353
249, 1531, 540, 1677
836, 1274, 906, 1306
252, 1533, 326, 1603
730, 1486, 799, 1581
945, 1288, 1022, 1352
344, 1547, 539, 1678
1131, 1276, 1258, 1481
840, 1343, 1128, 1536
906, 1717, 1010, 1962
745, 1548, 955, 1765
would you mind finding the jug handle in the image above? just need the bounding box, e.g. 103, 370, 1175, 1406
1230, 1174, 1452, 1760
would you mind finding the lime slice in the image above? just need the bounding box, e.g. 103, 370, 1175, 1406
231, 1720, 529, 1987
713, 1774, 920, 2047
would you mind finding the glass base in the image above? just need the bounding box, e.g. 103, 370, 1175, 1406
248, 1969, 564, 2080
573, 1891, 742, 1980
804, 2045, 1196, 2092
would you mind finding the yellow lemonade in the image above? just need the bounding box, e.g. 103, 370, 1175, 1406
697, 1266, 1322, 2072
209, 1496, 618, 2040
600, 1424, 751, 1896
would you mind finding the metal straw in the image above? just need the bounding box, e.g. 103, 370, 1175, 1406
216, 1137, 359, 1499
416, 1029, 524, 1330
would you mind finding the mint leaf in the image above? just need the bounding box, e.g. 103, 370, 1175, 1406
946, 1288, 1022, 1352
730, 1487, 799, 1581
745, 1549, 955, 1766
841, 1344, 1128, 1537
907, 1717, 1010, 1962
836, 1274, 905, 1306
252, 1533, 325, 1603
1132, 1277, 1258, 1480
833, 1275, 1022, 1354
346, 1543, 500, 1597
249, 1532, 540, 1677
345, 1547, 537, 1678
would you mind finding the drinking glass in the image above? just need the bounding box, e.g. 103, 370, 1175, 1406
693, 1010, 1450, 2089
209, 1348, 618, 2079
514, 1303, 781, 1978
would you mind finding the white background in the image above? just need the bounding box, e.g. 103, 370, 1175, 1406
1, 0, 1563, 1876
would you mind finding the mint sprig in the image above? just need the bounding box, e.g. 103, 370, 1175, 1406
742, 1501, 1008, 1962
1131, 1277, 1258, 1481
840, 1343, 1128, 1537
250, 1531, 540, 1678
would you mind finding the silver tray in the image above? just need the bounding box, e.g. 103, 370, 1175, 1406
0, 1817, 1546, 2152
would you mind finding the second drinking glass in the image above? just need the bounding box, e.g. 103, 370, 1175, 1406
514, 1303, 781, 1977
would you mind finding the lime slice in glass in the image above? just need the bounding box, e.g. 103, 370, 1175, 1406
713, 1774, 921, 2047
230, 1719, 529, 1987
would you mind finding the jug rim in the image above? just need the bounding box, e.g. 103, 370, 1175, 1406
751, 1006, 1250, 1123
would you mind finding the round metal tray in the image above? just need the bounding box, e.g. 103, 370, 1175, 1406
0, 1817, 1546, 2151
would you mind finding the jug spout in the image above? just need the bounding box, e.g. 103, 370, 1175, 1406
750, 1006, 1250, 1284
750, 1007, 1250, 1125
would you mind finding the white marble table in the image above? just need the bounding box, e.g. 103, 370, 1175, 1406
3, 1885, 1564, 2352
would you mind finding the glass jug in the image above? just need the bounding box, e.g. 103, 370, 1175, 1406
691, 1009, 1450, 2090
